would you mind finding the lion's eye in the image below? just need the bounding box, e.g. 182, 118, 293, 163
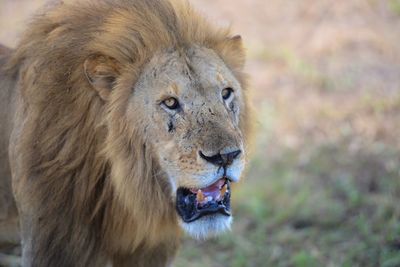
162, 97, 180, 110
222, 88, 234, 101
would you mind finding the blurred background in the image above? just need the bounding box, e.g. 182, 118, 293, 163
1, 0, 400, 266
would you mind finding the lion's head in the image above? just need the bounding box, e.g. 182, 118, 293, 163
8, 0, 250, 245
125, 46, 246, 239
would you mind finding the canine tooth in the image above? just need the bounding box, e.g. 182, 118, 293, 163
196, 190, 205, 202
220, 184, 228, 196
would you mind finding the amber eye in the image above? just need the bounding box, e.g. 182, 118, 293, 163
162, 97, 180, 110
222, 88, 234, 100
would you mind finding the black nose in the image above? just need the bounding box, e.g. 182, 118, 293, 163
199, 150, 241, 167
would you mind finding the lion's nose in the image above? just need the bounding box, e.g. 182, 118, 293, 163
199, 150, 241, 167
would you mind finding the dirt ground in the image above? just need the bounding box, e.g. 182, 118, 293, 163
1, 0, 400, 266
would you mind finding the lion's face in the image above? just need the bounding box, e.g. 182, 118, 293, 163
126, 46, 245, 239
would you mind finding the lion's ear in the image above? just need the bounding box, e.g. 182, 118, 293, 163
84, 54, 121, 100
217, 35, 246, 71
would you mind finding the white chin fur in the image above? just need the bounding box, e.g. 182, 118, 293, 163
179, 214, 233, 240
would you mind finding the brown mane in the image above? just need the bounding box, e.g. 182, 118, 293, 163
4, 0, 248, 265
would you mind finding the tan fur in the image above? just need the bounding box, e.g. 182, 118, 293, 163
0, 0, 249, 266
0, 46, 19, 249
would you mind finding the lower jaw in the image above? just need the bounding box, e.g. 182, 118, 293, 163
179, 213, 233, 240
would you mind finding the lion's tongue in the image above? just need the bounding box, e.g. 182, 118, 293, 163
201, 178, 225, 199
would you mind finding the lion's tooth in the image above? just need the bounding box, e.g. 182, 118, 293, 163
220, 184, 227, 196
196, 189, 205, 202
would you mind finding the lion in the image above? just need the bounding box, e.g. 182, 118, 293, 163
0, 0, 250, 266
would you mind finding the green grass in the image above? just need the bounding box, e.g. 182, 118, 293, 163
389, 0, 400, 15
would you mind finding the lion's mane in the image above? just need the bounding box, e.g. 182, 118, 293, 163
5, 0, 249, 265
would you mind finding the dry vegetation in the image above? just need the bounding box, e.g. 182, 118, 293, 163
1, 0, 400, 266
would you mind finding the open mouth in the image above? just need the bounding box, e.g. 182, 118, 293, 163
176, 178, 231, 223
